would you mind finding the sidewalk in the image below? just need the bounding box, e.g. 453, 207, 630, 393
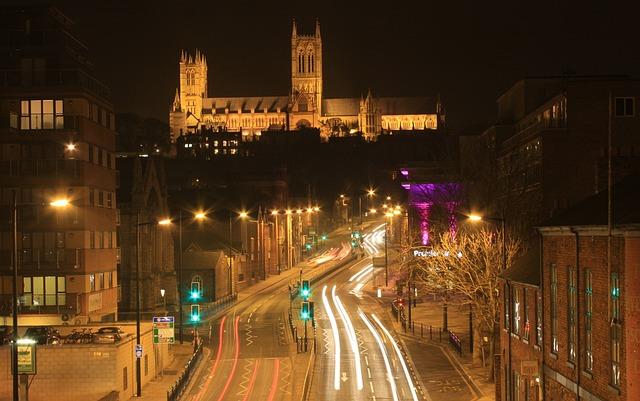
125, 343, 199, 400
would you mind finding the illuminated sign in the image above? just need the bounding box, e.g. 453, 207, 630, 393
413, 249, 463, 258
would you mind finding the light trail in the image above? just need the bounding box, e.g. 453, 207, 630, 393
349, 264, 373, 282
191, 315, 227, 401
372, 314, 420, 401
322, 285, 342, 390
359, 310, 399, 401
332, 286, 364, 390
241, 360, 260, 401
216, 316, 241, 401
266, 359, 280, 401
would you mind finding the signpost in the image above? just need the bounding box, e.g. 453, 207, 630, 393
135, 344, 143, 359
153, 316, 175, 344
16, 340, 36, 375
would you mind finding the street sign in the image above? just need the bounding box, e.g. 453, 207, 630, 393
153, 316, 175, 344
17, 340, 36, 374
135, 344, 143, 359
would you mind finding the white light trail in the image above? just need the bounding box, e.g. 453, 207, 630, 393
359, 310, 399, 401
322, 285, 341, 390
332, 286, 363, 390
372, 314, 419, 401
349, 264, 373, 282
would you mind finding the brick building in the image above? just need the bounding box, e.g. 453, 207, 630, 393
0, 5, 118, 324
499, 243, 544, 401
536, 175, 640, 401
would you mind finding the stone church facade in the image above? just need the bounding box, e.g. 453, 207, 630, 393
169, 20, 445, 142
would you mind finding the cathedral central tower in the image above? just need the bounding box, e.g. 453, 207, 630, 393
289, 19, 323, 128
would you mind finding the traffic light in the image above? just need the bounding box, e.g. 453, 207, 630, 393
190, 281, 201, 300
308, 301, 315, 320
301, 301, 310, 320
305, 243, 312, 251
321, 234, 328, 241
301, 280, 310, 299
190, 304, 200, 322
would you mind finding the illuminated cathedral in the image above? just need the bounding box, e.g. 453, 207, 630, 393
169, 19, 445, 142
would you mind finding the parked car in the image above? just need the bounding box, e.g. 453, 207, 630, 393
23, 326, 61, 345
0, 326, 13, 345
93, 327, 124, 344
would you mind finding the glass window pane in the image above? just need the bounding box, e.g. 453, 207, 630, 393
57, 276, 65, 292
23, 277, 32, 293
55, 100, 63, 114
43, 100, 53, 114
43, 114, 54, 129
21, 116, 29, 130
55, 116, 64, 129
33, 276, 43, 295
57, 293, 66, 305
21, 100, 29, 115
30, 100, 41, 114
30, 115, 41, 129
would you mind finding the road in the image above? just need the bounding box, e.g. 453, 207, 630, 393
183, 224, 365, 401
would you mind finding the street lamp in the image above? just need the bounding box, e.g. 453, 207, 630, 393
11, 194, 69, 401
384, 210, 394, 287
468, 213, 507, 382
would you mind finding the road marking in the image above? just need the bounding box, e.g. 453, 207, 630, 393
372, 314, 420, 401
191, 316, 227, 401
216, 316, 241, 401
241, 360, 259, 401
322, 285, 341, 390
333, 286, 364, 390
369, 381, 375, 392
359, 311, 399, 401
367, 367, 372, 379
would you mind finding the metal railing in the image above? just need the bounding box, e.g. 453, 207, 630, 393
391, 302, 463, 356
167, 339, 204, 401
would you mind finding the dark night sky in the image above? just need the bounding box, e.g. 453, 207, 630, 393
47, 0, 640, 130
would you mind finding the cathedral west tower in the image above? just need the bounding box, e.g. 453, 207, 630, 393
289, 19, 322, 129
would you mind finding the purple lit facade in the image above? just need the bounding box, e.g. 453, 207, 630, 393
404, 182, 463, 245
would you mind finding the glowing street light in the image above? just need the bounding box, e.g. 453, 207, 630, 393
271, 209, 278, 216
66, 143, 76, 151
285, 209, 292, 215
194, 211, 206, 220
239, 211, 249, 219
50, 199, 70, 207
158, 218, 172, 225
468, 214, 482, 222
313, 206, 320, 212
369, 208, 377, 214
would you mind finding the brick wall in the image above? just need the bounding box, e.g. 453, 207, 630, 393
541, 232, 629, 401
499, 280, 542, 401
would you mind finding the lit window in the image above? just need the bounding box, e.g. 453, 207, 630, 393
90, 273, 96, 292
568, 268, 576, 362
20, 99, 64, 130
611, 272, 622, 386
551, 264, 558, 353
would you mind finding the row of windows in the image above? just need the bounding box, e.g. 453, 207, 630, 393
89, 189, 114, 208
381, 119, 437, 130
506, 286, 543, 347
10, 99, 115, 131
549, 265, 622, 386
89, 271, 115, 292
22, 276, 66, 307
88, 144, 116, 169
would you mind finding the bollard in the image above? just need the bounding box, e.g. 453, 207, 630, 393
439, 328, 442, 342
420, 323, 423, 338
429, 325, 432, 340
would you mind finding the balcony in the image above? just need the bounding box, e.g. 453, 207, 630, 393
0, 68, 111, 100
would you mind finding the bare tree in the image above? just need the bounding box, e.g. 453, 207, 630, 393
409, 227, 520, 380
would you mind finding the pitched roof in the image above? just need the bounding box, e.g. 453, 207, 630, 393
499, 241, 540, 287
322, 98, 359, 116
377, 97, 437, 115
540, 175, 640, 228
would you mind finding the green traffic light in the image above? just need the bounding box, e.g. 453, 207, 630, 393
190, 290, 200, 300
191, 314, 200, 322
321, 235, 327, 241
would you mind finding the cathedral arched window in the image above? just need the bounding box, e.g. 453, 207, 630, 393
311, 54, 314, 73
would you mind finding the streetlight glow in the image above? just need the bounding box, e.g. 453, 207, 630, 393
66, 143, 76, 151
370, 208, 377, 214
393, 209, 401, 215
239, 211, 249, 219
313, 206, 320, 212
385, 212, 394, 217
367, 189, 375, 196
271, 209, 278, 215
50, 199, 70, 207
468, 214, 483, 222
285, 209, 292, 215
194, 211, 206, 220
158, 218, 172, 225
296, 209, 303, 214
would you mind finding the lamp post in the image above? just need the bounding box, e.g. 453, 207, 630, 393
11, 193, 69, 401
384, 211, 394, 287
272, 210, 281, 274
468, 213, 507, 386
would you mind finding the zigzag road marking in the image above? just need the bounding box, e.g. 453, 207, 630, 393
236, 359, 255, 396
278, 358, 293, 396
322, 328, 331, 355
244, 323, 255, 346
